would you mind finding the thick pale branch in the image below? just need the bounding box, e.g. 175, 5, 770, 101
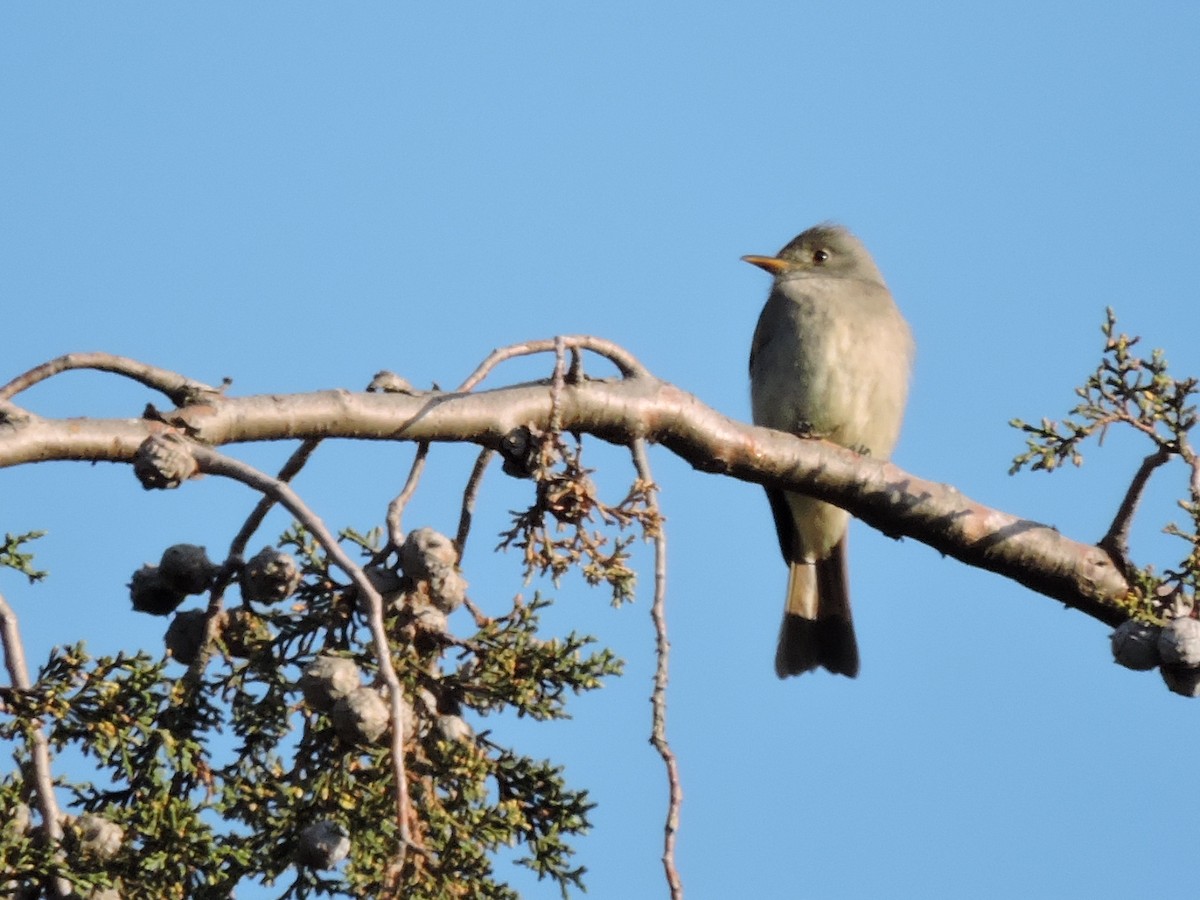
0, 372, 1132, 625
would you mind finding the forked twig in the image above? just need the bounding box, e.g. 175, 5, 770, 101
630, 439, 682, 900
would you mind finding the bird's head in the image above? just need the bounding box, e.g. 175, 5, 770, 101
742, 224, 885, 286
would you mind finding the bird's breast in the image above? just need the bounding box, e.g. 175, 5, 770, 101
749, 279, 912, 457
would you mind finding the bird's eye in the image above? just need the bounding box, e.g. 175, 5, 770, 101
813, 249, 830, 264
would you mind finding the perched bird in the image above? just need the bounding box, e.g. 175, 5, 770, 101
745, 224, 914, 678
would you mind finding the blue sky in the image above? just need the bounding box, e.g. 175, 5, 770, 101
3, 4, 1200, 898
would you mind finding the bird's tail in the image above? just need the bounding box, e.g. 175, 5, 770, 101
774, 536, 859, 678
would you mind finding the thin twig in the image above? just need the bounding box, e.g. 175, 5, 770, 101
454, 448, 495, 561
188, 444, 416, 867
230, 438, 324, 559
1098, 446, 1172, 572
455, 336, 647, 393
0, 352, 221, 406
630, 440, 682, 900
0, 592, 72, 898
385, 442, 430, 552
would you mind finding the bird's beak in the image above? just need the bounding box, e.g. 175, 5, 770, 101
741, 254, 793, 276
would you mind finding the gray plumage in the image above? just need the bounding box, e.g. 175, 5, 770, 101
746, 224, 913, 678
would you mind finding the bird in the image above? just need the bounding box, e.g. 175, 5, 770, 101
745, 224, 914, 678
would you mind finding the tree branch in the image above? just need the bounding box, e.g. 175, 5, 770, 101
0, 355, 1133, 626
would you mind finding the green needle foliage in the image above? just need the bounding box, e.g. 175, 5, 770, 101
0, 433, 643, 898
1010, 308, 1200, 616
1010, 308, 1198, 474
1, 531, 48, 584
